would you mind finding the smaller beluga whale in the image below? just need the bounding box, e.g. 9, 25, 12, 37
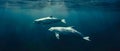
34, 16, 66, 25
48, 26, 91, 41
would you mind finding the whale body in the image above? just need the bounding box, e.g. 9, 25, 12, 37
34, 16, 66, 25
49, 26, 90, 41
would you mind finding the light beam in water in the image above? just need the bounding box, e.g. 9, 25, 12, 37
41, 0, 69, 17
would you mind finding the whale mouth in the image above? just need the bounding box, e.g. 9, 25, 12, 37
33, 21, 40, 24
48, 28, 53, 31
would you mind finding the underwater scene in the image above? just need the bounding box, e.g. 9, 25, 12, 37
0, 0, 120, 51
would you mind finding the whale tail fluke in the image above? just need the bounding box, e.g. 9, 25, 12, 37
77, 32, 91, 41
61, 19, 66, 24
83, 36, 91, 41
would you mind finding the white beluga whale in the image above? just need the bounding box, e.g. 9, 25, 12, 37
34, 16, 66, 25
48, 26, 90, 41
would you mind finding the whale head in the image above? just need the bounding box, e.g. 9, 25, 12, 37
48, 27, 62, 32
48, 27, 55, 31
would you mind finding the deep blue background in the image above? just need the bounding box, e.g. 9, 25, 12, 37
0, 0, 120, 51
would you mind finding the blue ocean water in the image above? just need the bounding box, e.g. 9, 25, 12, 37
0, 1, 120, 51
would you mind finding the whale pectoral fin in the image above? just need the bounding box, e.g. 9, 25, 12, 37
55, 32, 60, 39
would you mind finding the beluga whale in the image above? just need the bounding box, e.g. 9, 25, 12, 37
48, 26, 91, 41
34, 16, 66, 25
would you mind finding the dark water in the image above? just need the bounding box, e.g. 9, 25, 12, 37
0, 3, 120, 51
